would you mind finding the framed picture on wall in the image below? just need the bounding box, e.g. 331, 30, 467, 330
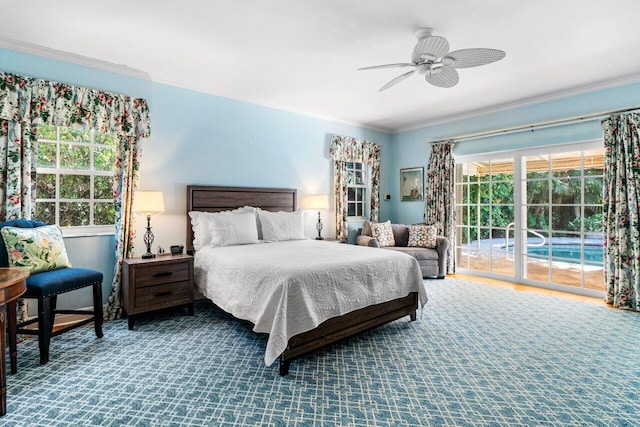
400, 167, 424, 201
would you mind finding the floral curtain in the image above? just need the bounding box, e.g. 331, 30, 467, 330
329, 135, 380, 240
0, 70, 150, 320
424, 141, 456, 274
105, 135, 142, 320
601, 113, 640, 311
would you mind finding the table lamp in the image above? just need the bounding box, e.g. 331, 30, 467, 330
302, 195, 329, 240
133, 190, 165, 258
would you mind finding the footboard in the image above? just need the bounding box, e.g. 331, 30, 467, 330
279, 292, 418, 375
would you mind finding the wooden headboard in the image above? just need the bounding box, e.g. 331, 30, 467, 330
186, 185, 297, 254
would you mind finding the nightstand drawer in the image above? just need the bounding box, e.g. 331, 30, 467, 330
134, 261, 190, 287
134, 281, 192, 309
122, 254, 194, 330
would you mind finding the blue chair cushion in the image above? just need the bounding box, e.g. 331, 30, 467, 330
25, 268, 103, 299
0, 219, 46, 267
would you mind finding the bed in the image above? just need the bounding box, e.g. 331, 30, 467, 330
187, 185, 427, 375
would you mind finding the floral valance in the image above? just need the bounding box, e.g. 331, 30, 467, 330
329, 135, 380, 165
0, 71, 150, 137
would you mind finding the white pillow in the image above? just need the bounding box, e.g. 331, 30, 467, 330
208, 211, 259, 247
258, 209, 305, 242
189, 206, 257, 250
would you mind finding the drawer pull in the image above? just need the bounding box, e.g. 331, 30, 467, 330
154, 290, 173, 297
153, 272, 173, 278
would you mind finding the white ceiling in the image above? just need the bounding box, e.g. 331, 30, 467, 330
3, 0, 640, 133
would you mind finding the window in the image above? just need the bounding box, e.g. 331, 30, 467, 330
36, 124, 116, 234
455, 141, 605, 295
346, 162, 367, 218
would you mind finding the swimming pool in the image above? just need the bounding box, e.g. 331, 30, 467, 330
526, 245, 603, 264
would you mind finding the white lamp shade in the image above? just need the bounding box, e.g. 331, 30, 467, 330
133, 190, 165, 214
301, 194, 329, 210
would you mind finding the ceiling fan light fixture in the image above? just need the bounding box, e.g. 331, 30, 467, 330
358, 27, 505, 91
442, 56, 455, 66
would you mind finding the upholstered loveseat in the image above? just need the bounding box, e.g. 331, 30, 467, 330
357, 221, 449, 279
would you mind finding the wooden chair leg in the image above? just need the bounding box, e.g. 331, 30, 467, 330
93, 282, 103, 339
37, 297, 52, 365
49, 295, 57, 335
6, 300, 18, 374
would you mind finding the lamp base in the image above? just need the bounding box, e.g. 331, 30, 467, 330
315, 236, 324, 240
141, 253, 156, 259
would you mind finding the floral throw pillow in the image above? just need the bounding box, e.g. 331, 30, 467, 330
371, 221, 396, 247
408, 225, 437, 248
1, 225, 71, 273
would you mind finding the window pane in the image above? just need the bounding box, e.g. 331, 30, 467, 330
94, 132, 116, 146
479, 206, 490, 227
552, 205, 579, 230
60, 202, 90, 226
38, 142, 57, 168
95, 202, 115, 225
347, 203, 356, 217
527, 206, 549, 229
36, 173, 56, 199
60, 175, 90, 199
525, 154, 549, 179
552, 151, 581, 178
356, 188, 363, 201
35, 202, 55, 225
60, 127, 90, 143
491, 181, 514, 204
94, 147, 115, 171
356, 203, 363, 217
584, 206, 603, 232
491, 205, 514, 227
347, 187, 355, 201
60, 144, 90, 169
584, 177, 603, 204
479, 183, 490, 204
525, 180, 549, 204
552, 178, 581, 205
94, 176, 113, 199
38, 124, 56, 140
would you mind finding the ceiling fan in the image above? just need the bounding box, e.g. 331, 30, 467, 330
358, 28, 506, 91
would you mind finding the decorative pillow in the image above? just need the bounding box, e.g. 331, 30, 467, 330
370, 221, 396, 247
408, 225, 437, 248
189, 206, 257, 250
257, 210, 305, 242
208, 211, 259, 247
1, 225, 71, 273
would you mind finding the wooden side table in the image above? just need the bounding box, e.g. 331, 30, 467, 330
122, 254, 194, 330
0, 267, 29, 416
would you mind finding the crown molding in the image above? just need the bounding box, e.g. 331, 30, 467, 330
0, 37, 390, 135
0, 36, 151, 80
395, 73, 640, 134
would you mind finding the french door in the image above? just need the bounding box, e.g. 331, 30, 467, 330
455, 141, 605, 296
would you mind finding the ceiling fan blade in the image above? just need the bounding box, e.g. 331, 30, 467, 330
445, 48, 506, 69
358, 63, 414, 70
425, 67, 459, 88
412, 36, 449, 63
379, 69, 416, 92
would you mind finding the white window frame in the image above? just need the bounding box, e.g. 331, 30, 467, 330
454, 139, 605, 298
36, 126, 116, 236
346, 162, 368, 219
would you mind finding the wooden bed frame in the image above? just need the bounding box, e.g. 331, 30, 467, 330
186, 185, 418, 375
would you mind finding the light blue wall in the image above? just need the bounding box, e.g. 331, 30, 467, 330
389, 82, 640, 225
0, 47, 391, 307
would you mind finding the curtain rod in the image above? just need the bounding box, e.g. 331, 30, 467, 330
429, 105, 640, 145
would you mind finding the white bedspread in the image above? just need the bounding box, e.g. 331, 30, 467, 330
194, 239, 427, 366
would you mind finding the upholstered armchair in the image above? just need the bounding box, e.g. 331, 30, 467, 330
0, 220, 103, 366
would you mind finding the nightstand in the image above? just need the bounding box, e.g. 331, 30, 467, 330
122, 254, 194, 330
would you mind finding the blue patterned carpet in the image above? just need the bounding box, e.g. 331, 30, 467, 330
3, 278, 640, 426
